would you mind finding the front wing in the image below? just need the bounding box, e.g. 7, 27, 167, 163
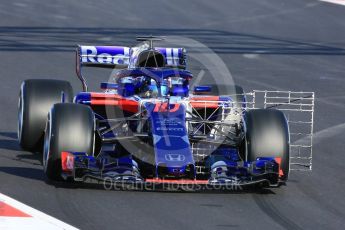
61, 151, 281, 188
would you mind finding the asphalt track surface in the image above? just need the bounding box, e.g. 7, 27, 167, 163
0, 0, 345, 229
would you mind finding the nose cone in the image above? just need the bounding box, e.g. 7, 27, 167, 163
145, 102, 195, 178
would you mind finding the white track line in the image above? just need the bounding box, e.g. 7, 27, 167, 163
320, 0, 345, 6
293, 122, 345, 145
0, 193, 78, 230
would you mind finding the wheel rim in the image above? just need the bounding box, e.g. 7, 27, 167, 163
17, 90, 24, 142
43, 116, 51, 172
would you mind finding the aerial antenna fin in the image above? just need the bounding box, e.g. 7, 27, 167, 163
136, 35, 165, 49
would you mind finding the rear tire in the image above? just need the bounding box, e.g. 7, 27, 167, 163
43, 103, 94, 181
18, 79, 73, 151
245, 109, 290, 181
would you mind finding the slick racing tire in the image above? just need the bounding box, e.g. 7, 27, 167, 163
18, 79, 73, 151
245, 109, 290, 181
43, 103, 94, 181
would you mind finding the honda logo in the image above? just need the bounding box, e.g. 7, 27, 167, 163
165, 154, 185, 162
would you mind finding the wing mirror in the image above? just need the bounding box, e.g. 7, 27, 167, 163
194, 85, 212, 94
100, 82, 118, 90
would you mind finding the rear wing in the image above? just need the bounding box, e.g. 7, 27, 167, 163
76, 45, 186, 91
76, 45, 130, 91
77, 45, 130, 68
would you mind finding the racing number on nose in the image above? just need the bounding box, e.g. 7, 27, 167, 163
153, 103, 180, 112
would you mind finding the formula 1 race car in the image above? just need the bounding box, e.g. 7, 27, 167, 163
17, 37, 315, 188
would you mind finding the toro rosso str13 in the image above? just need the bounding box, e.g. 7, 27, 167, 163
17, 37, 315, 188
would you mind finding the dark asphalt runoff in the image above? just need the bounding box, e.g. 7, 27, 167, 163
1, 0, 345, 229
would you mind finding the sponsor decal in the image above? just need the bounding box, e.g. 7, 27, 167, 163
156, 127, 184, 131
80, 46, 184, 66
80, 46, 130, 65
165, 154, 186, 162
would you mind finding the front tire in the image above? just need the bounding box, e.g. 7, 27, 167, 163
43, 103, 95, 181
245, 109, 290, 181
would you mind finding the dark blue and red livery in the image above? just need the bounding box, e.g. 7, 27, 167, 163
18, 37, 297, 189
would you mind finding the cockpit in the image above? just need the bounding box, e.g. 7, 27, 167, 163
117, 75, 189, 98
